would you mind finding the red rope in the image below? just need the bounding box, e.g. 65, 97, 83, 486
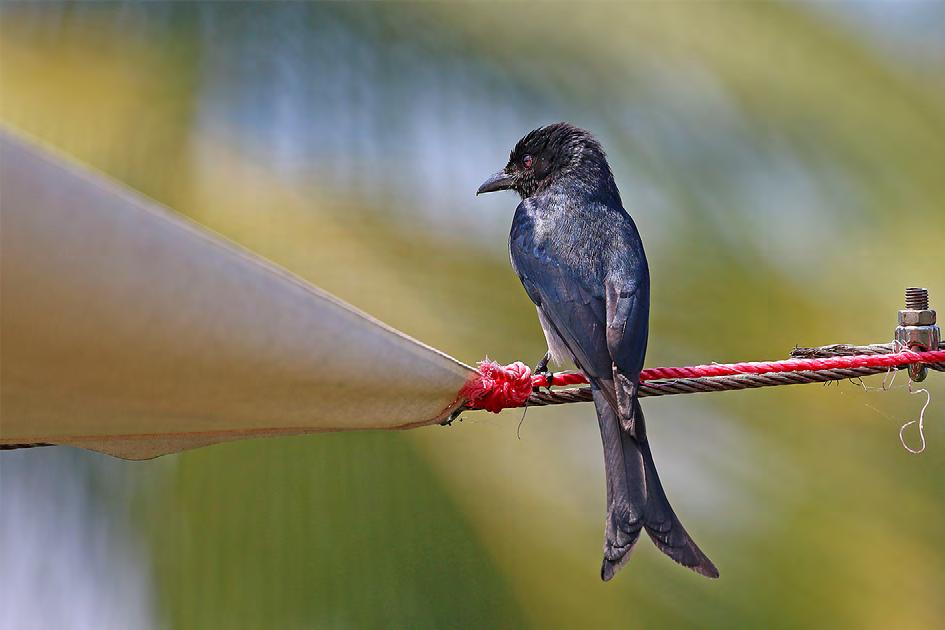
639, 350, 945, 380
461, 350, 945, 413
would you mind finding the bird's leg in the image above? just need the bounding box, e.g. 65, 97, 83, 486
533, 351, 555, 392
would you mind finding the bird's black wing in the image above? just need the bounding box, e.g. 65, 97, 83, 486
603, 259, 649, 430
510, 211, 610, 382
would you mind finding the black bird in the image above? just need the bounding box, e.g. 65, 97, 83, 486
477, 123, 718, 580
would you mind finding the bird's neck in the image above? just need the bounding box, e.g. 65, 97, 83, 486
543, 167, 622, 207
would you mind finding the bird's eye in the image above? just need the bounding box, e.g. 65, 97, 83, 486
522, 155, 534, 168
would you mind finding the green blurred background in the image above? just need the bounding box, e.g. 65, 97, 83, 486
2, 2, 944, 628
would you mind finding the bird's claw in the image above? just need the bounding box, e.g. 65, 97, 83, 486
533, 352, 555, 392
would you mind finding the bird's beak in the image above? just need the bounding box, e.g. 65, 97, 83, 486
476, 170, 515, 195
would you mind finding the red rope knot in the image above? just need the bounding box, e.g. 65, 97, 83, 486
461, 360, 535, 413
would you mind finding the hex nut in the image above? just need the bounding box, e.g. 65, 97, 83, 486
898, 309, 936, 326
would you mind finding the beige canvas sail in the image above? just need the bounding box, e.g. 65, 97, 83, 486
0, 130, 474, 459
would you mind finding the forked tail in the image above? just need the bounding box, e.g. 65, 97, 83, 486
593, 390, 719, 580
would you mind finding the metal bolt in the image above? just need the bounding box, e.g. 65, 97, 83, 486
895, 287, 940, 382
905, 287, 929, 310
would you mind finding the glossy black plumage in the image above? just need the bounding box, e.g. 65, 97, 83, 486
478, 123, 718, 580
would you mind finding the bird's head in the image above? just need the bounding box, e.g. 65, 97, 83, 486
477, 122, 612, 199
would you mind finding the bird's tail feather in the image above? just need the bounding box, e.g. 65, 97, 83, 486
593, 390, 718, 580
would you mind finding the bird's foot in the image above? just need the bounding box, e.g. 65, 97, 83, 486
533, 352, 555, 392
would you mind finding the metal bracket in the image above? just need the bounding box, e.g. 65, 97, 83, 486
894, 287, 940, 382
